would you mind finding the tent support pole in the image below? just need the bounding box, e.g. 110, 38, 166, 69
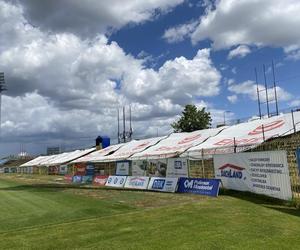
201, 149, 205, 178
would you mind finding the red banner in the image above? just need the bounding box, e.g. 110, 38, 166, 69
64, 175, 73, 183
93, 175, 109, 186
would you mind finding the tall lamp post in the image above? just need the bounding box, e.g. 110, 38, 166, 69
0, 72, 7, 137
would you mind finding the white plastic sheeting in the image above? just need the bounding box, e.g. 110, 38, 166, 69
130, 127, 225, 160
20, 155, 49, 167
71, 144, 125, 163
101, 137, 166, 162
20, 148, 95, 167
184, 111, 300, 159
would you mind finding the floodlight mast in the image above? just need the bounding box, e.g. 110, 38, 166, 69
0, 72, 7, 138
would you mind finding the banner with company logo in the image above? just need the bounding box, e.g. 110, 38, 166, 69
93, 175, 108, 186
124, 176, 150, 190
214, 151, 292, 200
72, 175, 82, 183
59, 165, 68, 175
86, 165, 95, 176
166, 158, 188, 178
177, 178, 220, 197
148, 177, 178, 193
105, 175, 127, 188
116, 161, 130, 175
132, 160, 147, 176
81, 175, 93, 184
64, 174, 73, 183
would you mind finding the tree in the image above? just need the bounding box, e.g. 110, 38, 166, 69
171, 104, 212, 132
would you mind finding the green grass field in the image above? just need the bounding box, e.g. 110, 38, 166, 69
1, 175, 300, 249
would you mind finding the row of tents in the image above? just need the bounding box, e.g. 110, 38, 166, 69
18, 111, 300, 176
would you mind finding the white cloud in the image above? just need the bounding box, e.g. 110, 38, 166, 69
11, 0, 184, 37
0, 1, 223, 155
227, 95, 238, 103
227, 45, 251, 59
167, 0, 300, 58
163, 20, 199, 43
228, 80, 293, 102
289, 99, 300, 107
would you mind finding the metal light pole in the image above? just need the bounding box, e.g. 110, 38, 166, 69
0, 72, 7, 137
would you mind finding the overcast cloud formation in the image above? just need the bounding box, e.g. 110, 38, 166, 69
0, 0, 227, 156
1, 0, 299, 156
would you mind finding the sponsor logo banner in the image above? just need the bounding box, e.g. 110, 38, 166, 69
214, 151, 292, 200
64, 174, 73, 183
105, 175, 127, 188
81, 175, 93, 184
148, 177, 178, 193
116, 161, 130, 176
166, 158, 188, 178
59, 165, 68, 175
86, 165, 95, 176
124, 176, 150, 190
72, 175, 82, 183
177, 178, 220, 197
93, 175, 108, 186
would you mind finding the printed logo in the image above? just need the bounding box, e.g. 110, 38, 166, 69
218, 164, 245, 179
174, 160, 183, 169
152, 179, 165, 190
248, 120, 284, 135
178, 134, 201, 144
129, 177, 146, 187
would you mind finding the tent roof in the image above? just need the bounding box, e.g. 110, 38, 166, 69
100, 137, 166, 162
130, 127, 225, 160
183, 111, 300, 159
71, 144, 125, 163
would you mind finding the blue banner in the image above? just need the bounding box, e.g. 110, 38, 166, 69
72, 175, 82, 183
177, 178, 220, 197
296, 148, 300, 176
86, 165, 95, 176
82, 175, 93, 184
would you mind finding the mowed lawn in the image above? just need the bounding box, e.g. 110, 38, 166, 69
1, 175, 300, 249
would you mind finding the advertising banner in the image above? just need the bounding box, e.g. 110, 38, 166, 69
166, 158, 188, 178
214, 151, 292, 200
296, 148, 300, 176
64, 174, 73, 183
132, 160, 147, 176
148, 177, 178, 193
105, 175, 127, 188
86, 165, 95, 176
116, 161, 130, 176
72, 175, 82, 183
93, 175, 108, 186
124, 176, 150, 190
81, 175, 93, 184
177, 178, 220, 197
59, 165, 68, 175
75, 164, 86, 176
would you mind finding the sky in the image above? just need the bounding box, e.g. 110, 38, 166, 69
0, 0, 300, 157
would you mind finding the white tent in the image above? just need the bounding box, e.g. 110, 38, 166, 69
130, 127, 225, 160
71, 144, 125, 163
19, 155, 50, 167
99, 137, 166, 162
42, 148, 96, 166
184, 111, 300, 159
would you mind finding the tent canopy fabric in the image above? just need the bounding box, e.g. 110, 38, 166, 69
71, 144, 125, 163
183, 112, 300, 159
99, 137, 166, 162
18, 111, 300, 166
130, 127, 225, 160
